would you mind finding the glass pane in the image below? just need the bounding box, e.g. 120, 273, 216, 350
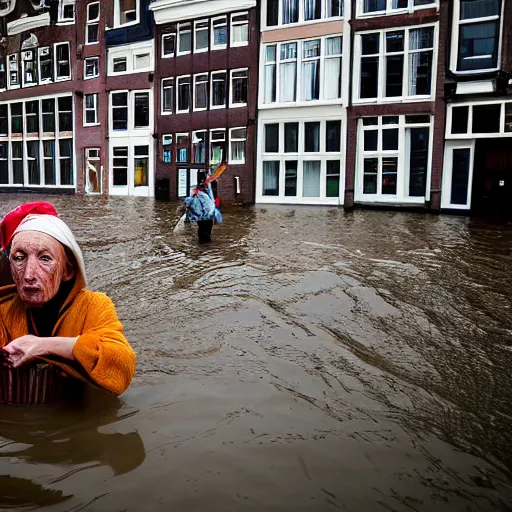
361, 34, 379, 55
134, 93, 149, 127
364, 130, 378, 151
386, 55, 404, 97
304, 122, 320, 152
382, 128, 399, 150
458, 21, 499, 71
305, 0, 321, 20
163, 34, 175, 55
326, 121, 341, 152
27, 141, 40, 185
451, 148, 471, 205
452, 106, 469, 134
134, 158, 148, 187
263, 161, 279, 195
364, 0, 386, 12
285, 160, 297, 196
409, 50, 433, 96
472, 104, 500, 133
382, 157, 398, 195
0, 142, 7, 184
360, 58, 378, 98
303, 161, 321, 197
267, 0, 278, 26
285, 123, 299, 153
505, 103, 512, 132
283, 0, 299, 24
265, 124, 279, 153
326, 161, 340, 198
460, 0, 499, 20
409, 127, 429, 197
363, 158, 378, 194
386, 31, 404, 52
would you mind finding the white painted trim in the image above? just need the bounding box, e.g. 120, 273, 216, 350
84, 56, 100, 79
229, 68, 249, 108
114, 0, 141, 28
7, 13, 50, 36
151, 0, 256, 25
210, 70, 227, 109
176, 75, 192, 114
441, 141, 475, 210
355, 0, 437, 18
193, 73, 209, 112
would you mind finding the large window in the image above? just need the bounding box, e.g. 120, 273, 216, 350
162, 33, 176, 58
358, 115, 431, 202
195, 20, 209, 53
38, 47, 53, 83
109, 43, 153, 75
112, 92, 128, 130
210, 129, 226, 165
229, 127, 247, 164
55, 42, 71, 80
84, 93, 99, 125
452, 0, 501, 72
162, 78, 174, 113
177, 76, 191, 113
8, 55, 19, 89
194, 74, 209, 111
115, 0, 139, 27
260, 119, 343, 201
113, 147, 128, 186
134, 92, 150, 128
356, 26, 435, 102
211, 71, 227, 108
212, 17, 228, 50
84, 57, 99, 79
231, 13, 249, 47
59, 0, 75, 22
265, 0, 343, 27
22, 49, 37, 86
360, 0, 436, 15
178, 23, 192, 55
263, 36, 342, 105
230, 69, 248, 107
86, 2, 100, 44
0, 96, 75, 187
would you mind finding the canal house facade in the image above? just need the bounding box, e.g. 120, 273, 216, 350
344, 0, 444, 211
255, 0, 349, 205
441, 0, 512, 218
150, 0, 259, 204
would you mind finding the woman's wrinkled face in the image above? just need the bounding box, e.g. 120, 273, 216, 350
9, 231, 74, 307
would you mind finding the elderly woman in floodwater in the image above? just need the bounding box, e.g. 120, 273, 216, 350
0, 202, 136, 396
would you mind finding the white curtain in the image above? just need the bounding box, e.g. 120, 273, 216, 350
324, 58, 341, 100
263, 161, 279, 195
265, 64, 276, 103
326, 0, 342, 17
232, 24, 248, 44
304, 0, 319, 20
302, 61, 318, 101
282, 0, 298, 24
302, 161, 320, 197
280, 62, 296, 102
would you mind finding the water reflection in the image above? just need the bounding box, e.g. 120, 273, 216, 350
0, 389, 145, 509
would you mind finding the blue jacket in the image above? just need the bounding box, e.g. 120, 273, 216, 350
185, 191, 215, 222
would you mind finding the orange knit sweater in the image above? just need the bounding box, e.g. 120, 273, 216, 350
0, 281, 136, 396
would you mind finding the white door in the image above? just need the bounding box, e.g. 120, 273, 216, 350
441, 141, 475, 210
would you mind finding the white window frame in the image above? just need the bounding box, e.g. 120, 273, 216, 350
111, 56, 128, 74
176, 75, 192, 114
353, 24, 437, 105
178, 23, 192, 56
114, 0, 140, 28
356, 115, 433, 204
162, 33, 176, 58
445, 100, 512, 139
230, 12, 249, 48
229, 127, 247, 164
229, 68, 249, 108
38, 47, 53, 85
262, 0, 344, 29
84, 56, 99, 79
176, 132, 190, 163
210, 129, 226, 166
211, 70, 227, 109
261, 35, 346, 107
108, 42, 154, 75
7, 54, 20, 90
211, 16, 228, 51
54, 42, 71, 81
161, 78, 174, 114
441, 141, 475, 210
110, 90, 129, 132
133, 52, 152, 71
86, 2, 100, 44
21, 49, 38, 88
84, 93, 99, 126
133, 91, 150, 129
194, 19, 209, 54
85, 147, 102, 194
449, 0, 503, 75
356, 0, 437, 17
193, 73, 209, 112
58, 0, 76, 23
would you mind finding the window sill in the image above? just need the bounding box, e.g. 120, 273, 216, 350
259, 100, 344, 109
84, 123, 101, 127
229, 103, 248, 109
210, 105, 226, 110
194, 48, 209, 54
229, 160, 245, 165
162, 54, 175, 59
177, 51, 191, 57
356, 5, 437, 18
85, 75, 100, 80
57, 20, 76, 26
193, 108, 208, 113
113, 20, 140, 29
176, 110, 190, 115
161, 111, 173, 116
353, 96, 433, 105
231, 42, 249, 48
212, 45, 227, 51
55, 77, 72, 82
263, 17, 344, 31
39, 79, 53, 86
450, 67, 499, 76
22, 82, 38, 88
85, 41, 100, 46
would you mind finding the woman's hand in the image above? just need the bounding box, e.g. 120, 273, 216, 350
3, 335, 78, 368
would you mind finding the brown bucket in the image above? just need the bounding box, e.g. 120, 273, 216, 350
0, 363, 71, 405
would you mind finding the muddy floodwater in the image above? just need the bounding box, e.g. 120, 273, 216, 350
1, 194, 512, 511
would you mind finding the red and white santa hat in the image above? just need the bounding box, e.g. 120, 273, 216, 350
0, 202, 87, 286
